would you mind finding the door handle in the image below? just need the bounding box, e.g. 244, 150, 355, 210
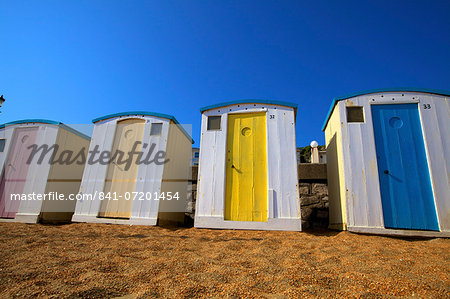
231, 164, 242, 173
384, 170, 389, 174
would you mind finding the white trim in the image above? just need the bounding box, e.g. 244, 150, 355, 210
195, 216, 301, 231
72, 215, 157, 226
348, 226, 449, 238
370, 100, 420, 105
10, 213, 40, 224
416, 99, 441, 230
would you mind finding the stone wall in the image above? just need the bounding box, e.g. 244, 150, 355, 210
299, 182, 328, 229
185, 182, 197, 224
187, 165, 329, 229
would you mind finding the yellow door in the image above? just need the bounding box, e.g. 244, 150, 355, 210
225, 112, 267, 221
99, 118, 145, 218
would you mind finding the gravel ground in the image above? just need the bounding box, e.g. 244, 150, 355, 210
0, 222, 448, 298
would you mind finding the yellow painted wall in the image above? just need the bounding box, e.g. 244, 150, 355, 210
325, 104, 347, 229
41, 127, 90, 222
160, 121, 192, 225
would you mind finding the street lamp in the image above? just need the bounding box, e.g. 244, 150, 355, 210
0, 95, 5, 113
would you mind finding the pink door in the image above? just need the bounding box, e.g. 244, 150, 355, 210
0, 127, 39, 218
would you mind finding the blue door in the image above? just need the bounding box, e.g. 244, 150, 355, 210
371, 104, 439, 231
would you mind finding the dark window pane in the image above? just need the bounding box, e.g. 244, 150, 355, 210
347, 107, 364, 123
150, 123, 163, 136
207, 116, 221, 130
0, 139, 5, 152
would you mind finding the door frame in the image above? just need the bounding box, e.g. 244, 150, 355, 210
369, 102, 439, 230
0, 126, 40, 218
98, 118, 145, 219
223, 111, 270, 221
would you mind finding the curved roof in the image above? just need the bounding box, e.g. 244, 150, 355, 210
322, 88, 450, 131
200, 99, 298, 113
92, 111, 194, 144
0, 119, 90, 140
0, 119, 60, 128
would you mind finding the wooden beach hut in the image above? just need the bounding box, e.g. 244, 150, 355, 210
195, 100, 302, 231
72, 111, 193, 226
0, 119, 90, 223
323, 88, 450, 237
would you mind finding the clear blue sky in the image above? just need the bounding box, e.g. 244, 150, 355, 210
1, 1, 449, 146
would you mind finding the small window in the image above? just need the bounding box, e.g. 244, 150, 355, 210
347, 107, 364, 123
150, 123, 163, 136
207, 116, 221, 130
0, 139, 5, 152
194, 152, 199, 158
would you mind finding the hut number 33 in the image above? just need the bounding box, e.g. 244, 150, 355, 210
423, 104, 431, 109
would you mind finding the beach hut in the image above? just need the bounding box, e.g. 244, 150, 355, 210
0, 119, 90, 223
194, 100, 301, 231
323, 88, 450, 237
72, 112, 193, 226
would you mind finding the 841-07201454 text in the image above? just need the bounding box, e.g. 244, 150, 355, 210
9, 192, 180, 201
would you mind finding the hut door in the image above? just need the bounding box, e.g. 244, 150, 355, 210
371, 104, 439, 231
0, 127, 38, 218
99, 119, 145, 218
225, 112, 267, 221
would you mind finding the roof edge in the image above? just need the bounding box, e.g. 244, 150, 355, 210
92, 111, 194, 144
322, 88, 450, 131
58, 124, 91, 141
0, 119, 60, 129
0, 119, 91, 140
333, 88, 450, 102
200, 99, 298, 113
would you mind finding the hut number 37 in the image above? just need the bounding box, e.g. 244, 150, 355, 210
423, 104, 431, 109
269, 115, 275, 119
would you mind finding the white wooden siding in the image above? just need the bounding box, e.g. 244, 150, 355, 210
419, 96, 450, 231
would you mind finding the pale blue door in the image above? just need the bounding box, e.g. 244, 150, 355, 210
371, 104, 439, 231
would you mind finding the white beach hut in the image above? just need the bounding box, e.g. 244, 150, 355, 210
323, 88, 450, 237
72, 111, 193, 226
194, 100, 301, 231
0, 119, 90, 223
